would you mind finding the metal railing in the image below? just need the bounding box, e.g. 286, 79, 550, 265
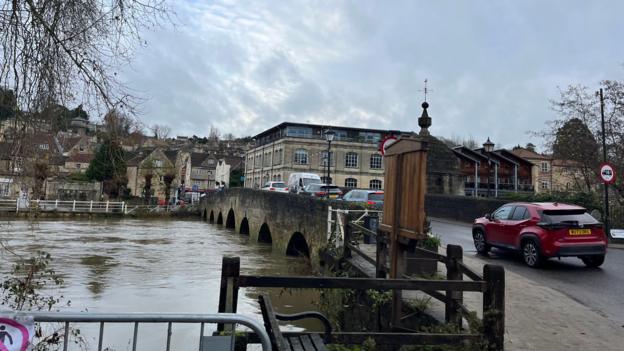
0, 199, 126, 214
6, 311, 271, 351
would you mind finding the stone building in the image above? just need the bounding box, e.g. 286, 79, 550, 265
244, 122, 397, 190
244, 115, 463, 194
511, 147, 586, 193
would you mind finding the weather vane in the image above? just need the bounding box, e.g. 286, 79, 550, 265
420, 79, 432, 102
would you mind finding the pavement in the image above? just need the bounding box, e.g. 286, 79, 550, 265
459, 252, 624, 351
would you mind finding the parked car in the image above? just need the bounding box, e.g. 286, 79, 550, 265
261, 181, 289, 193
342, 189, 384, 206
288, 173, 322, 194
302, 184, 343, 199
472, 202, 607, 268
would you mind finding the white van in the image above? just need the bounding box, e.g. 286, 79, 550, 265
287, 173, 322, 194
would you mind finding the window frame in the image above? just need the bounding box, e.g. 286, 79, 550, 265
345, 152, 358, 168
370, 154, 382, 169
294, 148, 309, 165
345, 177, 358, 188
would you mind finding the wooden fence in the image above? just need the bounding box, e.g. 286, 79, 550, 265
217, 255, 505, 350
335, 213, 506, 350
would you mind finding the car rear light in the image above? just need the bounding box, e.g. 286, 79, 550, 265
269, 188, 275, 191
367, 201, 375, 205
315, 191, 326, 196
285, 187, 289, 191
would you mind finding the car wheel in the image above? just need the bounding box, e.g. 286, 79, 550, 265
521, 240, 543, 268
581, 255, 605, 268
473, 229, 490, 255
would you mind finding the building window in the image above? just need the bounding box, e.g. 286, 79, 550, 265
345, 152, 358, 168
358, 132, 381, 143
255, 154, 262, 168
541, 162, 550, 172
370, 154, 382, 169
370, 179, 382, 189
273, 149, 283, 165
294, 149, 309, 165
321, 176, 332, 184
541, 180, 550, 190
76, 163, 81, 169
286, 126, 313, 138
345, 178, 357, 188
320, 151, 334, 167
154, 160, 163, 167
264, 152, 271, 167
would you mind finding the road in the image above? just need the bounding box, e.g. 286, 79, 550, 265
431, 218, 624, 325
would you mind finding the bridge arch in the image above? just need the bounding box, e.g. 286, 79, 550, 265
202, 209, 208, 221
209, 210, 214, 223
258, 223, 272, 244
286, 232, 310, 257
240, 217, 250, 235
225, 209, 236, 229
217, 212, 223, 225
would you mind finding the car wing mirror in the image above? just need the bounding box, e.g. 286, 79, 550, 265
485, 213, 492, 220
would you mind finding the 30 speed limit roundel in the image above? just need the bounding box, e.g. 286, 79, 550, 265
379, 135, 398, 156
599, 162, 616, 184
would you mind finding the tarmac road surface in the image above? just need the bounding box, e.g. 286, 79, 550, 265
431, 217, 624, 325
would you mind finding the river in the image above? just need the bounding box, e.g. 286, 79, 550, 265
0, 218, 319, 350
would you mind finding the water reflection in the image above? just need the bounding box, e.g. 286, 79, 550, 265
0, 218, 316, 350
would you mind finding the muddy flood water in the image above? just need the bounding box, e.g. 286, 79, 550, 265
0, 218, 321, 350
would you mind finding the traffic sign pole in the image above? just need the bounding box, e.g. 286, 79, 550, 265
599, 89, 611, 238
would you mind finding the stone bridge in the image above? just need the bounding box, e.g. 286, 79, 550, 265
199, 189, 509, 266
199, 188, 337, 265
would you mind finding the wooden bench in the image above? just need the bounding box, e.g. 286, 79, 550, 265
258, 295, 331, 351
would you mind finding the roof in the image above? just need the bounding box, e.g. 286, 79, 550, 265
511, 148, 552, 161
58, 136, 82, 151
190, 152, 208, 167
252, 121, 406, 140
66, 153, 94, 163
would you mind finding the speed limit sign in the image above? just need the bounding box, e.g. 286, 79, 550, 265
599, 163, 616, 184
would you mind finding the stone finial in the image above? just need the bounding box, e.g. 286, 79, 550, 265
418, 102, 432, 136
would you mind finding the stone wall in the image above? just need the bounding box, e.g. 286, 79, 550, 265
425, 193, 508, 223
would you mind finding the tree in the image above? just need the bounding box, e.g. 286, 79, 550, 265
525, 143, 536, 152
86, 138, 127, 197
544, 80, 624, 201
208, 126, 221, 141
151, 124, 171, 140
0, 87, 17, 121
0, 0, 169, 115
552, 118, 599, 191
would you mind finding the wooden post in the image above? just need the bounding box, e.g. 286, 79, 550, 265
375, 231, 388, 278
343, 213, 352, 259
55, 199, 58, 209
217, 256, 240, 332
89, 200, 93, 212
15, 198, 18, 213
105, 201, 109, 213
445, 245, 463, 328
72, 200, 76, 212
483, 264, 505, 351
122, 201, 126, 214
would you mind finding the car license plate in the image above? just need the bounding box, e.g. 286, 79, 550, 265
329, 194, 338, 199
569, 229, 591, 235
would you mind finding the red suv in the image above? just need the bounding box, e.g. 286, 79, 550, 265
472, 202, 607, 268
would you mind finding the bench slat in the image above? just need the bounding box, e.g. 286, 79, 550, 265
299, 335, 317, 350
288, 336, 303, 350
309, 334, 328, 351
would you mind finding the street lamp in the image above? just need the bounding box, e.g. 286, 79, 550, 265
483, 138, 494, 197
324, 129, 335, 198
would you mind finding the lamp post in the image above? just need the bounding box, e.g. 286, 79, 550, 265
483, 138, 495, 197
324, 129, 335, 199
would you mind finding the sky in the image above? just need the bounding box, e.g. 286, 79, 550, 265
120, 0, 624, 150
